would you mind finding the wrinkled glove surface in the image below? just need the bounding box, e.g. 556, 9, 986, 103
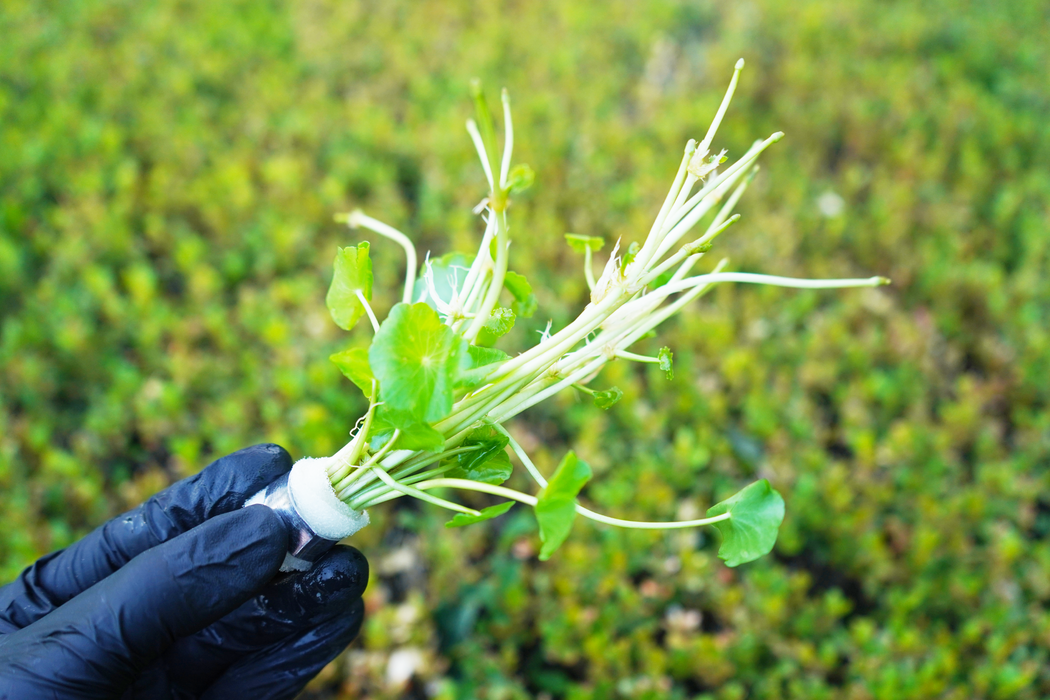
0, 444, 368, 699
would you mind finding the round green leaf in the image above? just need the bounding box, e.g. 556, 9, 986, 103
593, 387, 623, 410
705, 480, 786, 567
369, 302, 469, 424
564, 233, 605, 252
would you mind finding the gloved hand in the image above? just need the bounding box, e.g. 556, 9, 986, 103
0, 444, 369, 699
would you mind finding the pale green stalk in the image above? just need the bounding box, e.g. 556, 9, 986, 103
347, 210, 417, 304
463, 210, 510, 342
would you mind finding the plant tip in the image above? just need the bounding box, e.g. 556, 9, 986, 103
876, 276, 892, 286
346, 209, 365, 229
469, 77, 483, 96
771, 131, 785, 142
685, 138, 697, 155
735, 58, 745, 70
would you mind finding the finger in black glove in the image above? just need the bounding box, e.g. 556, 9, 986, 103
0, 444, 369, 700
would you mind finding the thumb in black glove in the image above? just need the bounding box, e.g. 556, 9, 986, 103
0, 444, 368, 699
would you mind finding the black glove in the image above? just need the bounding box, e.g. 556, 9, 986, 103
0, 444, 369, 699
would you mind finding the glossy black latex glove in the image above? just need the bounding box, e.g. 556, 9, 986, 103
0, 444, 368, 699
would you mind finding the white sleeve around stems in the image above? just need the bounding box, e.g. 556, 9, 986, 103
288, 457, 370, 540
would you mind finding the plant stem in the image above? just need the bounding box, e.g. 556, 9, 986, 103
499, 89, 514, 188
413, 478, 538, 505
348, 210, 417, 304
464, 210, 510, 342
333, 428, 400, 497
359, 467, 481, 515
615, 351, 660, 364
634, 140, 697, 271
466, 119, 495, 191
356, 290, 380, 333
575, 506, 731, 529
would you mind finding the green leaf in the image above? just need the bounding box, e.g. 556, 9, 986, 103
329, 347, 374, 398
446, 449, 512, 485
476, 306, 516, 346
504, 271, 537, 318
326, 242, 373, 330
706, 480, 786, 567
369, 302, 470, 423
658, 347, 674, 380
620, 241, 641, 273
444, 423, 512, 484
534, 451, 592, 560
446, 501, 514, 528
592, 387, 623, 410
369, 406, 445, 452
506, 163, 535, 193
456, 345, 511, 390
564, 233, 605, 252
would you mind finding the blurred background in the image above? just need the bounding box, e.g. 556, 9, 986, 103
1, 0, 1048, 698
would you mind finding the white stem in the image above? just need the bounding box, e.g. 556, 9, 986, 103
348, 210, 418, 304
487, 291, 624, 383
464, 210, 510, 342
466, 119, 495, 191
356, 290, 380, 333
650, 165, 754, 268
499, 89, 514, 189
415, 478, 538, 506
698, 58, 745, 154
634, 140, 697, 271
498, 426, 549, 487
369, 467, 481, 516
659, 272, 889, 298
655, 135, 781, 263
640, 214, 740, 287
616, 351, 660, 364
488, 356, 607, 424
661, 137, 765, 239
452, 216, 496, 325
498, 429, 734, 529
576, 506, 730, 530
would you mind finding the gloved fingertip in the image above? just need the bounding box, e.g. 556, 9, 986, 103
145, 443, 297, 535
293, 545, 369, 617
243, 443, 295, 478
229, 505, 291, 566
171, 506, 289, 593
204, 443, 294, 497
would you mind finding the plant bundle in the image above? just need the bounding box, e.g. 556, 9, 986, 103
298, 60, 887, 567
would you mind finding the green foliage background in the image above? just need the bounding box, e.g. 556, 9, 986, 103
2, 1, 1048, 698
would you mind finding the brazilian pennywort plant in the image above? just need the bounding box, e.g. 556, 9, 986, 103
312, 60, 887, 566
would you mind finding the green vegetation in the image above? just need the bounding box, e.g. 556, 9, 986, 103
1, 0, 1048, 698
